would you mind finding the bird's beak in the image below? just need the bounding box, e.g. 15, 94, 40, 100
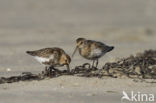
72, 46, 78, 58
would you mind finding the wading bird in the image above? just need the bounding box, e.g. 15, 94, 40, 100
72, 38, 114, 68
26, 47, 71, 74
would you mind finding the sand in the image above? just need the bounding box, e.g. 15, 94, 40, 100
0, 0, 156, 103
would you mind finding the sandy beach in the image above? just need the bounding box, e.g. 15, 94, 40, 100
0, 0, 156, 103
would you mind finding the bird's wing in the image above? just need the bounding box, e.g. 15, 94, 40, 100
85, 40, 103, 58
34, 48, 53, 57
32, 48, 62, 58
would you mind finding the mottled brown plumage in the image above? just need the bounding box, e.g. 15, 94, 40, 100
72, 38, 114, 68
26, 47, 71, 73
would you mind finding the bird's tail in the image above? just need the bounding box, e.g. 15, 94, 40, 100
107, 46, 114, 52
26, 51, 36, 56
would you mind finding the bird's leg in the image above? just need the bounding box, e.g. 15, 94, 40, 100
49, 66, 54, 77
92, 60, 95, 68
95, 59, 99, 68
45, 66, 48, 71
66, 64, 70, 74
42, 66, 49, 76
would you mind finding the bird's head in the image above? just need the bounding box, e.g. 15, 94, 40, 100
60, 54, 71, 66
72, 38, 86, 58
59, 53, 71, 72
76, 38, 86, 48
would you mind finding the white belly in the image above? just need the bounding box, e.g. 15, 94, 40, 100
89, 48, 104, 58
34, 56, 49, 64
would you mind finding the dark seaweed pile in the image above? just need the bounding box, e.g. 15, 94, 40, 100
82, 50, 156, 79
0, 50, 156, 84
102, 50, 156, 79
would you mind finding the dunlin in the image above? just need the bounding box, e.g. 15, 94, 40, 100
26, 47, 71, 73
72, 38, 114, 68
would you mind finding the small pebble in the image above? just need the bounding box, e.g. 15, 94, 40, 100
6, 68, 11, 72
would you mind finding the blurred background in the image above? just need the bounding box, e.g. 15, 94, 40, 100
0, 0, 156, 75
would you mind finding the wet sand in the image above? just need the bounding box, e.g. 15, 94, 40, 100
0, 0, 156, 103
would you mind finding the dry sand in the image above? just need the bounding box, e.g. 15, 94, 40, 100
0, 0, 156, 103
